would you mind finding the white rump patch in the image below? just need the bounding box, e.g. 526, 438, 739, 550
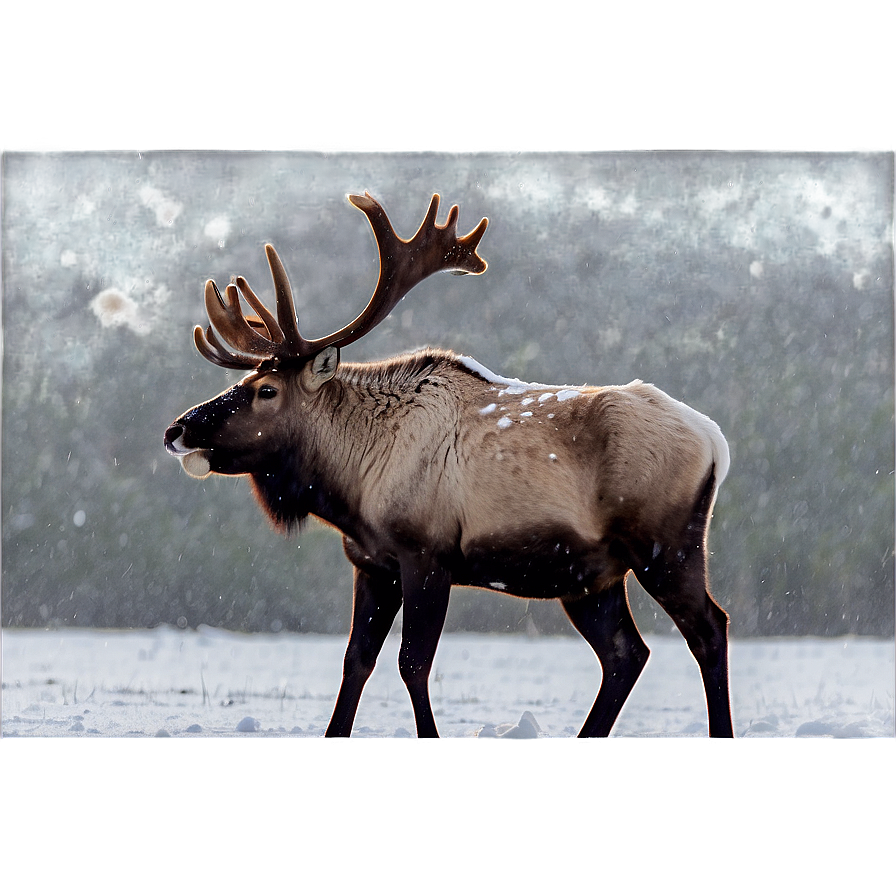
661, 390, 731, 489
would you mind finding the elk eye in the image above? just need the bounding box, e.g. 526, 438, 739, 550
257, 384, 278, 400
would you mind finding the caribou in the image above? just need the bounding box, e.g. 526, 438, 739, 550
164, 192, 733, 737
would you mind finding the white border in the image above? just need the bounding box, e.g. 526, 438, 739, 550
2, 2, 893, 890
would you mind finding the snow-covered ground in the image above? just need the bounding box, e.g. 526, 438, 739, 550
2, 626, 893, 737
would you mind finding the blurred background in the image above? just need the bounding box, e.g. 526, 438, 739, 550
2, 151, 893, 638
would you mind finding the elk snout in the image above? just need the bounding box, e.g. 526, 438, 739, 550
164, 423, 186, 454
164, 423, 213, 479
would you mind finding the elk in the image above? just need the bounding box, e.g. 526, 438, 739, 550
164, 192, 733, 737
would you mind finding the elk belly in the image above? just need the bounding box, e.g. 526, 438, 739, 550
180, 451, 212, 479
458, 529, 629, 599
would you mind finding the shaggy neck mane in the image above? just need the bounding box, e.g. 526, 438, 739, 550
338, 347, 459, 390
248, 349, 462, 536
249, 449, 316, 535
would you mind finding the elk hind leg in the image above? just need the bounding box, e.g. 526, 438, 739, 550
637, 552, 733, 738
326, 566, 402, 737
561, 578, 650, 737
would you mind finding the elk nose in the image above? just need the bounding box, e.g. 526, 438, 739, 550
164, 424, 185, 451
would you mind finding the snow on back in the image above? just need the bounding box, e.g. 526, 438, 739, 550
457, 355, 529, 389
457, 355, 582, 402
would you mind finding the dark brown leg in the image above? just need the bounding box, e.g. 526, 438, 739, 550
636, 546, 733, 738
561, 579, 650, 737
326, 566, 402, 737
634, 464, 733, 738
652, 582, 733, 737
397, 557, 452, 738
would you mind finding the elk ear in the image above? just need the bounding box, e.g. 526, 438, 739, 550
302, 345, 340, 391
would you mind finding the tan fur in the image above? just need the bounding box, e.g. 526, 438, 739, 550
261, 349, 728, 583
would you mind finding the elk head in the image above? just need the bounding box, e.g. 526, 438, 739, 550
164, 193, 489, 482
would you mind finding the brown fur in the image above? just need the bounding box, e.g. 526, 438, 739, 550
167, 346, 733, 737
165, 194, 733, 737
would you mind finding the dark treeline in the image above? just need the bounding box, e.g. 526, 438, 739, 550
2, 151, 893, 638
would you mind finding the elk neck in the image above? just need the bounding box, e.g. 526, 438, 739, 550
250, 349, 466, 542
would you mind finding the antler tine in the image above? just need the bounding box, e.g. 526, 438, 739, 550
192, 193, 488, 369
198, 279, 278, 367
195, 248, 311, 369
235, 274, 285, 344
295, 192, 489, 355
264, 244, 313, 357
194, 322, 261, 370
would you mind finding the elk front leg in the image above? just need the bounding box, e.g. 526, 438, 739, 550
397, 556, 452, 738
326, 566, 402, 737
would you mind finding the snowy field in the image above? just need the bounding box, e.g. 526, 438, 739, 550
2, 626, 893, 738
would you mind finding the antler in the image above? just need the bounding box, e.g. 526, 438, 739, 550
194, 192, 489, 370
